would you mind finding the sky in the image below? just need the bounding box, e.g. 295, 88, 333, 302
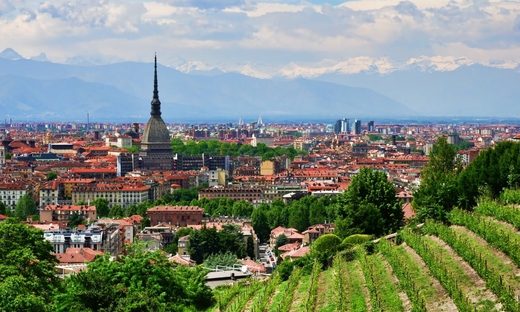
1, 0, 519, 69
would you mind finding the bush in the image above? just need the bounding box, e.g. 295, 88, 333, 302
312, 234, 342, 254
339, 234, 373, 250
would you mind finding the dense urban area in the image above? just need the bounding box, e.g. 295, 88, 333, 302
3, 56, 520, 312
4, 113, 520, 310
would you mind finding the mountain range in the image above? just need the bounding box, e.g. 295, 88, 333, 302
0, 48, 519, 121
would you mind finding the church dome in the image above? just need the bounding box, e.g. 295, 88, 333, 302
142, 116, 170, 143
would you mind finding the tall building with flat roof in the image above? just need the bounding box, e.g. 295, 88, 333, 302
139, 55, 174, 171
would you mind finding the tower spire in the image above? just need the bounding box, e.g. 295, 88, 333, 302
151, 53, 162, 116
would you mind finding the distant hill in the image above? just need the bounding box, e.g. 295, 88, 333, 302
0, 57, 413, 121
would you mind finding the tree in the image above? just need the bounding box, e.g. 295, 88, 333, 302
54, 242, 214, 311
0, 200, 7, 216
339, 167, 403, 236
413, 136, 462, 221
251, 206, 270, 243
92, 198, 110, 218
47, 171, 58, 181
108, 205, 124, 219
232, 200, 253, 218
274, 234, 289, 256
458, 141, 520, 209
14, 194, 37, 220
68, 212, 84, 228
203, 251, 238, 268
0, 219, 59, 307
187, 224, 246, 264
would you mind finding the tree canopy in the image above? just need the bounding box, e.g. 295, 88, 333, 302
170, 138, 306, 160
336, 167, 403, 236
14, 194, 37, 220
54, 242, 214, 311
0, 219, 59, 310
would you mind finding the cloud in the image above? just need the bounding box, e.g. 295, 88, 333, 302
0, 0, 14, 16
162, 0, 245, 10
0, 0, 519, 68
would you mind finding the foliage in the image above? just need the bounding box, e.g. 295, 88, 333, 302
274, 234, 289, 256
46, 171, 58, 181
0, 219, 59, 307
413, 136, 462, 221
170, 138, 306, 160
337, 167, 403, 236
187, 224, 246, 264
458, 141, 520, 209
422, 221, 518, 311
0, 200, 7, 216
277, 267, 303, 312
249, 273, 282, 312
231, 200, 253, 218
5, 152, 10, 160
251, 205, 270, 243
108, 205, 124, 219
376, 239, 428, 311
340, 234, 373, 250
0, 276, 48, 312
448, 208, 520, 268
306, 259, 322, 312
123, 145, 140, 154
356, 247, 403, 312
246, 236, 255, 260
367, 134, 384, 141
312, 234, 341, 254
67, 212, 84, 228
401, 228, 474, 312
92, 198, 110, 218
203, 251, 238, 268
54, 242, 214, 311
14, 194, 37, 220
476, 197, 520, 230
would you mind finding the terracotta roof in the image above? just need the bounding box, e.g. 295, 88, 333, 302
55, 248, 104, 264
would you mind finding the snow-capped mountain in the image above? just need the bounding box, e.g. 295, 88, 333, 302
0, 48, 24, 60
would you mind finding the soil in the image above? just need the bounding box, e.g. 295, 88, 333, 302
402, 243, 459, 311
377, 253, 412, 312
451, 225, 520, 297
427, 235, 503, 311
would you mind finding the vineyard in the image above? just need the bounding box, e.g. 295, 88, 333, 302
210, 200, 520, 312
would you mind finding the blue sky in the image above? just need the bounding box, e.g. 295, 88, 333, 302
0, 0, 519, 71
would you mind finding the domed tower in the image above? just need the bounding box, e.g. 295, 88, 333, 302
138, 55, 173, 170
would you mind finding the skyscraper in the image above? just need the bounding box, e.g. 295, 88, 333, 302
367, 120, 375, 132
138, 55, 173, 171
353, 119, 362, 135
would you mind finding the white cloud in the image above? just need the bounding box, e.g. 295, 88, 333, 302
0, 0, 519, 70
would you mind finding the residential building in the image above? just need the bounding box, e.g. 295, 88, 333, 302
72, 183, 150, 209
146, 206, 204, 227
40, 204, 97, 222
0, 182, 31, 210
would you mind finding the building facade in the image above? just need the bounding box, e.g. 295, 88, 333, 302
146, 206, 204, 227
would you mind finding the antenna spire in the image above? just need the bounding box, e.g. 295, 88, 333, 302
150, 53, 162, 116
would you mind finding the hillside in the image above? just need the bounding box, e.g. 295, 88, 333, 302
211, 199, 520, 312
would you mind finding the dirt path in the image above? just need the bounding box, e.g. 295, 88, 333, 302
427, 235, 503, 311
402, 243, 458, 311
451, 225, 520, 297
377, 253, 411, 312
